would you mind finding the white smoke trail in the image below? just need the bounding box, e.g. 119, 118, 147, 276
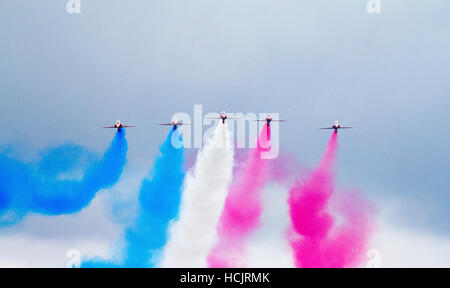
161, 123, 234, 267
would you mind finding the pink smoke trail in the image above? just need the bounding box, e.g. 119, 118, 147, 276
288, 133, 374, 268
207, 124, 271, 268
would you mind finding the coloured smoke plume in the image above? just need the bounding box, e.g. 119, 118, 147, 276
121, 128, 186, 267
0, 131, 127, 226
83, 129, 185, 267
207, 123, 271, 268
161, 123, 234, 267
288, 133, 374, 268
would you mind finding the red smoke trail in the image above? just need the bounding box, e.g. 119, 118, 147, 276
288, 133, 374, 268
207, 124, 270, 268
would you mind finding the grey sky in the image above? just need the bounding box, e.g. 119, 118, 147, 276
1, 0, 449, 239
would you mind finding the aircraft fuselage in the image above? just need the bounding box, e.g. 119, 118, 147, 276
333, 124, 340, 134
221, 115, 227, 124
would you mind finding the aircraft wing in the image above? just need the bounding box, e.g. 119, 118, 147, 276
122, 125, 135, 128
340, 126, 354, 129
253, 119, 286, 122
207, 117, 240, 119
102, 126, 116, 128
158, 123, 173, 125
319, 127, 334, 129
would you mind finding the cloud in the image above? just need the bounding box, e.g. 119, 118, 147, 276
247, 184, 294, 268
0, 193, 123, 268
370, 223, 450, 268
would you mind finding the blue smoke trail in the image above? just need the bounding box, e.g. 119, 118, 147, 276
0, 131, 128, 226
82, 128, 185, 267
